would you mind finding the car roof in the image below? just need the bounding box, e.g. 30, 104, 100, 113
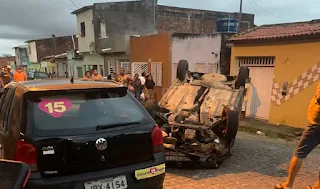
8, 79, 125, 92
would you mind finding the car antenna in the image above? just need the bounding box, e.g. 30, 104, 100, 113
70, 77, 74, 84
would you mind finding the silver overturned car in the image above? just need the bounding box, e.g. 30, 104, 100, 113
155, 60, 249, 168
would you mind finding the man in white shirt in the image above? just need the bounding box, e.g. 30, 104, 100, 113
139, 72, 146, 86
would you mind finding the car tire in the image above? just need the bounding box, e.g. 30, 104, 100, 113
223, 106, 239, 140
176, 60, 189, 81
235, 66, 249, 89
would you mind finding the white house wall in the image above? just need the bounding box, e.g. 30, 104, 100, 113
83, 53, 104, 74
67, 51, 85, 78
27, 41, 38, 63
171, 34, 222, 83
77, 9, 95, 53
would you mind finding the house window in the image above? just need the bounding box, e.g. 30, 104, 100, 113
100, 20, 107, 39
237, 56, 275, 67
80, 22, 86, 37
131, 62, 148, 77
28, 45, 31, 55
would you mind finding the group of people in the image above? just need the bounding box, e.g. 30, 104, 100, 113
83, 69, 103, 80
0, 65, 27, 88
114, 68, 155, 101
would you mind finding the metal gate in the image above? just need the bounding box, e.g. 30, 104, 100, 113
131, 62, 148, 76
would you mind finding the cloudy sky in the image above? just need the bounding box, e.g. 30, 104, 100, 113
0, 0, 318, 55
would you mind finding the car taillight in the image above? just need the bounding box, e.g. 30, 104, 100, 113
151, 125, 164, 153
15, 139, 38, 171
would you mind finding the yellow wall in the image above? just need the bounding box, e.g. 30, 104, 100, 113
230, 40, 320, 128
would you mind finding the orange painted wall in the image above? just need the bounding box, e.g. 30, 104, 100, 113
230, 40, 320, 128
130, 32, 172, 102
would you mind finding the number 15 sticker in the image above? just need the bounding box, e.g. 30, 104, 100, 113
38, 98, 72, 118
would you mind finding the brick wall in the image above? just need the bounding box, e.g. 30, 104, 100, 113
157, 5, 254, 34
0, 57, 15, 68
35, 35, 78, 61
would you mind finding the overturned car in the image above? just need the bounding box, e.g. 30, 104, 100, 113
155, 60, 249, 168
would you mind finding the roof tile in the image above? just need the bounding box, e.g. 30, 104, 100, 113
230, 20, 320, 42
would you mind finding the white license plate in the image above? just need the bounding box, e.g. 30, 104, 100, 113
166, 156, 191, 162
84, 175, 128, 189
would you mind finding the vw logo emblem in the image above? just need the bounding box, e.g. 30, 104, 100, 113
95, 138, 107, 151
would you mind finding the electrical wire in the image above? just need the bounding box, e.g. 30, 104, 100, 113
249, 0, 286, 22
247, 0, 267, 24
69, 0, 80, 9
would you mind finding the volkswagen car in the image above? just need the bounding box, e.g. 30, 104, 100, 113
0, 79, 165, 189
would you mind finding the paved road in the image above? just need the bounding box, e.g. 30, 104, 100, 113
164, 131, 320, 189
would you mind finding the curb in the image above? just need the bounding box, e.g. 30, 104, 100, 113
239, 125, 301, 141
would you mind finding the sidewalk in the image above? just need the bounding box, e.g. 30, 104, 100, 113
239, 118, 304, 141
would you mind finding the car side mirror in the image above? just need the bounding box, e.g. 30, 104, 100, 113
0, 160, 31, 189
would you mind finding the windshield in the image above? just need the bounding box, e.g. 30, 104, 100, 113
25, 88, 151, 136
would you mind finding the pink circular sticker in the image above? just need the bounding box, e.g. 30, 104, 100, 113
38, 98, 72, 118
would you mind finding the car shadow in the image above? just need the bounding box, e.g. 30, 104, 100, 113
165, 132, 294, 180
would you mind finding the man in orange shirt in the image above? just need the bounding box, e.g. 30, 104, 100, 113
13, 67, 27, 82
91, 69, 103, 80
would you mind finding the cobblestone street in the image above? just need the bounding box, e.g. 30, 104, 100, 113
164, 131, 320, 189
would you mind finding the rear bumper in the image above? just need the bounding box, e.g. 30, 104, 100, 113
26, 153, 165, 189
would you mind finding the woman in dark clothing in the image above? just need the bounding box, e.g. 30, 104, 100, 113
143, 74, 157, 117
145, 74, 155, 89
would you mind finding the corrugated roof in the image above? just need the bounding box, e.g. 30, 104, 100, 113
230, 19, 320, 43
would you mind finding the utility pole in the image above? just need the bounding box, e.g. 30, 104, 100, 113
52, 34, 57, 77
237, 0, 243, 33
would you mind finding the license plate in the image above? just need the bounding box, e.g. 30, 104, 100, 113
84, 175, 128, 189
166, 156, 191, 162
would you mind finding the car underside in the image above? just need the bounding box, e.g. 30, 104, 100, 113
154, 60, 249, 168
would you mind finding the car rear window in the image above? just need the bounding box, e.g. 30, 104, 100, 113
24, 88, 152, 136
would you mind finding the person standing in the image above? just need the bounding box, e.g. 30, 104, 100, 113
115, 68, 132, 86
139, 72, 146, 96
6, 65, 14, 82
144, 74, 156, 100
275, 82, 320, 189
83, 71, 92, 80
14, 67, 27, 82
132, 74, 142, 100
0, 67, 12, 87
91, 69, 103, 80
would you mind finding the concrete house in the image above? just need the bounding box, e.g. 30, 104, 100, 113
25, 35, 77, 74
13, 45, 29, 69
71, 0, 254, 77
229, 19, 320, 128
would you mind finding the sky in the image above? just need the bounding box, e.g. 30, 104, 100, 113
0, 0, 318, 55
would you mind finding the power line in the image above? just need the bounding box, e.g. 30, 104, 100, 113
247, 0, 267, 24
69, 0, 80, 9
249, 0, 286, 22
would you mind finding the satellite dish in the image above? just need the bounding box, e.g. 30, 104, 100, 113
89, 42, 95, 54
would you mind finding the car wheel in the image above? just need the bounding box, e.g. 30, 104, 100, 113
235, 66, 249, 89
176, 60, 189, 81
222, 106, 239, 140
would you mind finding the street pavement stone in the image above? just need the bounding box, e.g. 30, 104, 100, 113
164, 131, 320, 189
